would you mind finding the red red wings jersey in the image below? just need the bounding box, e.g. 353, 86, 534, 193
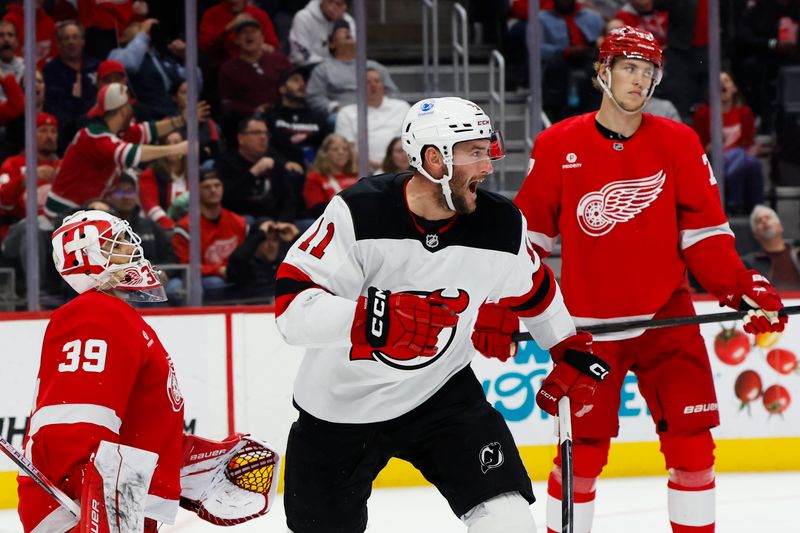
18, 290, 185, 532
46, 121, 157, 217
0, 154, 61, 217
172, 209, 246, 277
515, 112, 738, 328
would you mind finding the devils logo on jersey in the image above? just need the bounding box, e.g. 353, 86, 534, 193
576, 170, 665, 236
350, 288, 470, 370
479, 442, 504, 474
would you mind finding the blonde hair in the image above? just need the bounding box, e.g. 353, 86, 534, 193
310, 133, 357, 175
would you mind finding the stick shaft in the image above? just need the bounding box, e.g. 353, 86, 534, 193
512, 304, 800, 343
558, 397, 573, 533
0, 437, 80, 518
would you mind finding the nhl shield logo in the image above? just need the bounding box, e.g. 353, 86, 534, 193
425, 234, 439, 249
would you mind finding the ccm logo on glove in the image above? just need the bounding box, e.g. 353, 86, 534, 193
369, 288, 388, 341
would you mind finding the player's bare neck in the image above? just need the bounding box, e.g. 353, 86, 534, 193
406, 175, 456, 221
596, 103, 642, 138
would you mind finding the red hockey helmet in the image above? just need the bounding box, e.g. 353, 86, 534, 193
599, 25, 663, 69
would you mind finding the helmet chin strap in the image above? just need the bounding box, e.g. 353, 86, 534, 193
597, 67, 654, 116
417, 158, 457, 212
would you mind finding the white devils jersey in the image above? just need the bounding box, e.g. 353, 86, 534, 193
275, 173, 576, 423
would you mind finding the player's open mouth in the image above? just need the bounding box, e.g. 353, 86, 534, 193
468, 179, 484, 194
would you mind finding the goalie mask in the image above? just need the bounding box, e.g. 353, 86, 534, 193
597, 25, 664, 115
52, 209, 167, 302
401, 97, 505, 211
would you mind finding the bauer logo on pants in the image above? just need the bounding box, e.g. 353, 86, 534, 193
479, 442, 504, 474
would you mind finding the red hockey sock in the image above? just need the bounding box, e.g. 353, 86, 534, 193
546, 468, 597, 533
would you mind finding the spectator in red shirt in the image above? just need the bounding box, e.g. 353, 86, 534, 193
303, 132, 357, 217
3, 0, 58, 66
219, 18, 291, 146
75, 0, 148, 59
139, 130, 188, 231
692, 70, 765, 215
0, 112, 60, 238
172, 169, 247, 301
199, 0, 279, 67
612, 0, 669, 47
3, 68, 44, 160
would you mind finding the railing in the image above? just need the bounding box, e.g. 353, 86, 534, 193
451, 3, 469, 99
488, 50, 506, 192
524, 95, 552, 151
153, 263, 192, 306
422, 0, 439, 94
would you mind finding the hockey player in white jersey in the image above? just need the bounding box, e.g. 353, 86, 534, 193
275, 97, 610, 533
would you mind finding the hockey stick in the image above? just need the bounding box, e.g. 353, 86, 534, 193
557, 397, 573, 533
0, 436, 81, 519
512, 304, 800, 342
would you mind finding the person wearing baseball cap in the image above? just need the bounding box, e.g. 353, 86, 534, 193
96, 59, 127, 86
0, 112, 61, 221
44, 82, 193, 220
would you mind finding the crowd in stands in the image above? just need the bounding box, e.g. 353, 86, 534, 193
0, 0, 798, 307
0, 0, 413, 308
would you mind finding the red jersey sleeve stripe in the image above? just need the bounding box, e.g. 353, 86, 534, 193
275, 262, 324, 317
499, 263, 557, 318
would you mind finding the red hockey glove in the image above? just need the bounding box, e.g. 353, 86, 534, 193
471, 303, 519, 362
536, 332, 610, 417
722, 270, 787, 334
351, 287, 458, 360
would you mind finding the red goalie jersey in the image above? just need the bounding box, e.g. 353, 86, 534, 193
17, 291, 185, 532
515, 112, 746, 329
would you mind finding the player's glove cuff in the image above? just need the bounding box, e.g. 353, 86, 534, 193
562, 349, 611, 382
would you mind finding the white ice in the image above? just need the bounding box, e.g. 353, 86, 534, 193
0, 472, 797, 532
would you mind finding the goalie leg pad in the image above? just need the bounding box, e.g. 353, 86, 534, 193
77, 440, 159, 533
461, 491, 536, 533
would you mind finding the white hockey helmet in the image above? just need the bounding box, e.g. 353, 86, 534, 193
401, 97, 505, 210
52, 210, 167, 302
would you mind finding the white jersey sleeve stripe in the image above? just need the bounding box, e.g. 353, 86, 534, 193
679, 223, 734, 250
519, 284, 576, 350
527, 230, 558, 254
28, 403, 122, 437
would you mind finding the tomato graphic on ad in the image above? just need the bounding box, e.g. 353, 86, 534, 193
766, 349, 798, 375
714, 328, 750, 365
755, 331, 782, 349
762, 384, 791, 415
734, 370, 762, 412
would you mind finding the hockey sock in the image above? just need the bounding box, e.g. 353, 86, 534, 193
667, 467, 715, 532
546, 466, 596, 533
